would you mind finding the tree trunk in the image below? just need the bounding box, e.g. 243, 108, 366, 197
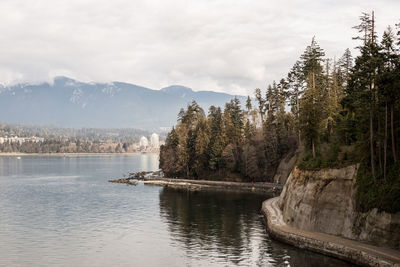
378, 115, 382, 173
370, 76, 376, 182
312, 139, 316, 159
297, 92, 301, 146
391, 105, 397, 162
298, 130, 301, 146
370, 108, 376, 182
384, 103, 388, 180
312, 72, 315, 89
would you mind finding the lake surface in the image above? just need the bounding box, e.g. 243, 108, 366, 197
0, 154, 354, 266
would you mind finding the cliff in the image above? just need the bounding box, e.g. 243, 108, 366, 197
278, 165, 400, 250
273, 151, 298, 185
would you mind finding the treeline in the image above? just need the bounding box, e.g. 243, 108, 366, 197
160, 12, 400, 212
0, 123, 156, 143
343, 13, 400, 212
0, 140, 132, 153
160, 96, 296, 181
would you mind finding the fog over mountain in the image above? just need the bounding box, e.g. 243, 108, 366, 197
0, 77, 246, 131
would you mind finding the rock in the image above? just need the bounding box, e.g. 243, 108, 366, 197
273, 150, 299, 185
279, 164, 400, 250
108, 178, 137, 186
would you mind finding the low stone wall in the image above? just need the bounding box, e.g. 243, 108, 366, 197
143, 178, 282, 195
262, 197, 400, 267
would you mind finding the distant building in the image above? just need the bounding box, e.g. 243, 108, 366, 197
139, 136, 149, 147
150, 133, 159, 148
0, 136, 44, 144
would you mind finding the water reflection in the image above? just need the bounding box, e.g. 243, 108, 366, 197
0, 156, 23, 176
159, 187, 355, 266
0, 155, 354, 266
139, 153, 159, 171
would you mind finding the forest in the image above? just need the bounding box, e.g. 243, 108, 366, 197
0, 124, 155, 153
160, 12, 400, 212
0, 139, 131, 153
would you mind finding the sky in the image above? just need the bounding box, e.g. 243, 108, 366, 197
0, 0, 399, 95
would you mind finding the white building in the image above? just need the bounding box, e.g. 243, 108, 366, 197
139, 136, 149, 147
0, 136, 44, 144
150, 133, 159, 148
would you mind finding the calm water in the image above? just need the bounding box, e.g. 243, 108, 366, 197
0, 155, 354, 267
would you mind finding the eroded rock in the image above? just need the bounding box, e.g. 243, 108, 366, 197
280, 165, 400, 249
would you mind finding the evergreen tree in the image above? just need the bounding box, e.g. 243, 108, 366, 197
224, 97, 244, 172
255, 88, 266, 122
346, 11, 380, 181
378, 26, 399, 177
339, 48, 353, 87
207, 106, 225, 171
298, 37, 325, 158
287, 60, 304, 143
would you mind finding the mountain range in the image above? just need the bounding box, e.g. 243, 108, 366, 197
0, 77, 246, 131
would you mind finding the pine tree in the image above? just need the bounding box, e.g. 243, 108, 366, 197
379, 26, 399, 176
287, 60, 304, 144
339, 48, 353, 87
255, 88, 265, 123
207, 106, 225, 171
298, 37, 325, 158
192, 117, 210, 178
347, 11, 380, 181
224, 97, 244, 172
246, 96, 252, 112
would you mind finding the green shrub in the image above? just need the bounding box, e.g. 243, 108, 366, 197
298, 143, 357, 171
355, 162, 400, 213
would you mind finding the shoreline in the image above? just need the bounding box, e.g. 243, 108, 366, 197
262, 197, 400, 267
0, 152, 159, 157
141, 177, 282, 195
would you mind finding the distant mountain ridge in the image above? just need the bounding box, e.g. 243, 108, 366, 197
0, 77, 246, 131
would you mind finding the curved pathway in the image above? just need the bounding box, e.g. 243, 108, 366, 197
262, 197, 400, 267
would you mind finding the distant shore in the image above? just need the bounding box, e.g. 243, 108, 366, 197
0, 152, 159, 156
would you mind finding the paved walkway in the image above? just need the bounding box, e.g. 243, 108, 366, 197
262, 197, 400, 267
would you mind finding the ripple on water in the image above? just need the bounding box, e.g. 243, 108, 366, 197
0, 155, 355, 267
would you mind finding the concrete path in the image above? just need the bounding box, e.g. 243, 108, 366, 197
262, 197, 400, 267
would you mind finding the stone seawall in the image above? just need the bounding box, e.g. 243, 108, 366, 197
143, 178, 282, 195
279, 165, 400, 249
262, 197, 400, 266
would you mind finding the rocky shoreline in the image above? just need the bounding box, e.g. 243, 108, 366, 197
108, 178, 137, 186
143, 177, 282, 195
109, 171, 282, 195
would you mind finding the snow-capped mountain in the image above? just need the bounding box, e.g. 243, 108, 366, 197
0, 77, 246, 130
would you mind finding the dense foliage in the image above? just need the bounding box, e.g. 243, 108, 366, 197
160, 95, 297, 182
160, 12, 400, 212
0, 123, 153, 143
0, 139, 129, 153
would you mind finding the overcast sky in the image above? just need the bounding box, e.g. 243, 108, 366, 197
0, 0, 399, 95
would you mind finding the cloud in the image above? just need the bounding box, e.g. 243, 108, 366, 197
0, 0, 399, 95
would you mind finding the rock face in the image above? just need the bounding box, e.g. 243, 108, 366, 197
273, 151, 299, 185
279, 165, 400, 249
